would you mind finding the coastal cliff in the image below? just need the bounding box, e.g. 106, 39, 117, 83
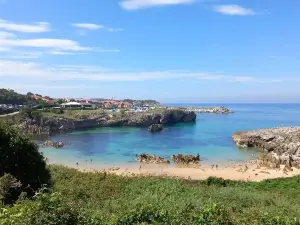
232, 127, 300, 167
19, 109, 196, 135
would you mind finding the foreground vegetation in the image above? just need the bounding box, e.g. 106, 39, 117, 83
1, 165, 300, 224
1, 121, 300, 224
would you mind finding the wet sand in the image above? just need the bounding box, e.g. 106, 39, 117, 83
48, 159, 300, 182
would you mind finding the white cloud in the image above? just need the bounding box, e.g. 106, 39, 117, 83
213, 5, 255, 16
120, 0, 195, 10
0, 32, 92, 52
0, 31, 16, 39
49, 50, 79, 55
6, 51, 42, 59
0, 46, 9, 52
0, 38, 92, 51
0, 18, 50, 32
108, 28, 124, 32
0, 59, 295, 83
72, 23, 104, 30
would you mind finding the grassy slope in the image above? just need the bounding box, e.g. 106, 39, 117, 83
48, 165, 300, 224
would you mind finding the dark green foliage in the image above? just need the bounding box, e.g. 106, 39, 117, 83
0, 122, 51, 200
0, 174, 22, 205
0, 89, 37, 105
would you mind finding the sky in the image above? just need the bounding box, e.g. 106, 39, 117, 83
0, 0, 300, 103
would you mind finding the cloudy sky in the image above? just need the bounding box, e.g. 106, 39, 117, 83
0, 0, 300, 103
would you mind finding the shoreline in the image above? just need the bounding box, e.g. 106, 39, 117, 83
47, 159, 300, 182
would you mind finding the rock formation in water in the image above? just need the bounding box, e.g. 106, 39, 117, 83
136, 153, 170, 164
232, 127, 300, 167
171, 153, 200, 165
43, 140, 64, 148
148, 124, 163, 132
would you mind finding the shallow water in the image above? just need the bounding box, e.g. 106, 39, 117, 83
39, 104, 300, 168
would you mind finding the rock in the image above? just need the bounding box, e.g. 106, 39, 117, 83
148, 124, 163, 132
232, 127, 300, 167
126, 113, 161, 126
43, 140, 64, 148
171, 153, 200, 165
136, 153, 170, 164
159, 110, 196, 124
19, 108, 197, 134
169, 106, 233, 114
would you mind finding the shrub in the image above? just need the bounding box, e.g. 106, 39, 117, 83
0, 121, 51, 202
0, 174, 22, 205
0, 192, 87, 225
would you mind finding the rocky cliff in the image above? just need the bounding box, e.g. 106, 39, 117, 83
232, 127, 300, 167
19, 109, 196, 135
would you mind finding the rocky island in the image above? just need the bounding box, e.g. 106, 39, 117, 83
232, 127, 300, 167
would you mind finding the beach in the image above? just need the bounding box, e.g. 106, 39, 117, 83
47, 159, 300, 182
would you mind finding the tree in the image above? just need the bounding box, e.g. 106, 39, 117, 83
0, 121, 51, 202
57, 99, 65, 104
0, 174, 22, 205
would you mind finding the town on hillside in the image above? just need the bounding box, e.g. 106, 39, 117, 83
0, 89, 161, 114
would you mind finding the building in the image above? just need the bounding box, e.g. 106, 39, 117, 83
61, 102, 82, 108
103, 100, 118, 109
117, 102, 131, 109
61, 102, 94, 109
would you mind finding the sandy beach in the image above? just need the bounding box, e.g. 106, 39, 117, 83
49, 159, 300, 182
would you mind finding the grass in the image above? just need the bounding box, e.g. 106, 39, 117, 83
1, 165, 300, 224
41, 109, 108, 120
47, 165, 300, 224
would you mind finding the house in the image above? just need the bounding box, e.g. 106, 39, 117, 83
117, 102, 131, 109
103, 100, 118, 109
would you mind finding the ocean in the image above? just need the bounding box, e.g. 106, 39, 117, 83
39, 104, 300, 168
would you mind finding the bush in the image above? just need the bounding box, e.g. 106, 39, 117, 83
0, 192, 87, 225
0, 174, 22, 205
0, 121, 51, 202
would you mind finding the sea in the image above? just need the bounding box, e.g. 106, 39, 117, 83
39, 104, 300, 168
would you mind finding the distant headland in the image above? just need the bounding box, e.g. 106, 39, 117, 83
0, 88, 233, 135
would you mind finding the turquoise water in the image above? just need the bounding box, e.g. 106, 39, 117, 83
39, 104, 300, 167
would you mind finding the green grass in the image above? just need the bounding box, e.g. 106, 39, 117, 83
1, 165, 300, 224
49, 166, 300, 224
41, 109, 107, 120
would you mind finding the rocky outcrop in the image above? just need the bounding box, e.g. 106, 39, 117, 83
160, 110, 196, 124
19, 119, 51, 135
148, 124, 163, 132
19, 108, 196, 135
43, 140, 64, 148
170, 106, 232, 114
136, 153, 170, 164
232, 127, 300, 167
171, 153, 200, 165
125, 113, 161, 126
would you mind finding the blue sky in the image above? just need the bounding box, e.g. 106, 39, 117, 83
0, 0, 300, 103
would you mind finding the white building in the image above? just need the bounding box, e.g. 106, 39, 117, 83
61, 102, 82, 108
61, 102, 94, 109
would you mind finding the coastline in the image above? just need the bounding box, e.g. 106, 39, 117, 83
46, 159, 300, 182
